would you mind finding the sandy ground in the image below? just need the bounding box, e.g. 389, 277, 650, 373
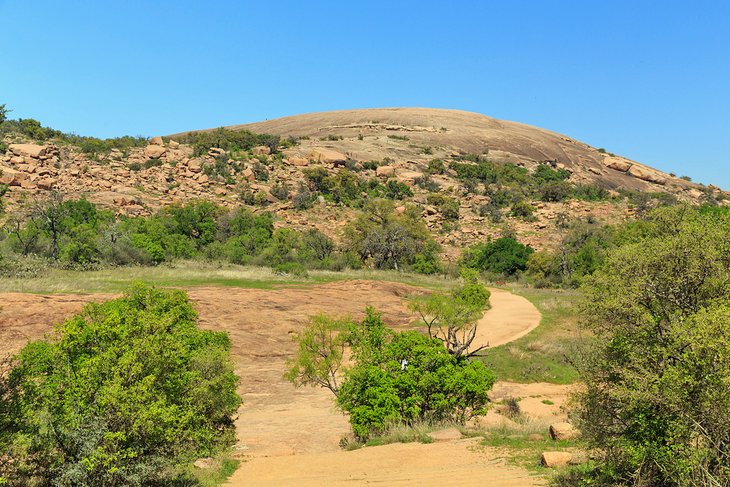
0, 280, 561, 486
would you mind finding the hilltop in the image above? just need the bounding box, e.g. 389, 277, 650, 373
1, 108, 727, 258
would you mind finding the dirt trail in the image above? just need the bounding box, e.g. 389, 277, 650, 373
0, 281, 548, 486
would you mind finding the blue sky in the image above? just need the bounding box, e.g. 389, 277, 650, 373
1, 0, 728, 187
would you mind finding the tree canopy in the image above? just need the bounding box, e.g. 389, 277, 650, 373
571, 205, 730, 486
0, 284, 241, 486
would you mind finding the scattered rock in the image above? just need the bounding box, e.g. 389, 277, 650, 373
36, 178, 56, 190
149, 136, 164, 146
242, 167, 255, 182
193, 457, 214, 469
602, 156, 631, 172
541, 451, 573, 468
9, 143, 46, 159
144, 145, 167, 159
628, 165, 666, 185
549, 422, 580, 441
252, 145, 271, 156
286, 157, 309, 167
308, 148, 348, 165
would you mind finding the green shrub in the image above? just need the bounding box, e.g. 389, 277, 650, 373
426, 159, 445, 175
175, 127, 279, 157
461, 237, 534, 276
570, 206, 730, 486
0, 285, 241, 485
383, 180, 413, 200
337, 309, 495, 440
510, 200, 536, 220
143, 158, 163, 169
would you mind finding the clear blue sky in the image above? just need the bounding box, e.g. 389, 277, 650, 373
1, 0, 728, 187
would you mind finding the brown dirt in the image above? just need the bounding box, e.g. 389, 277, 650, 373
0, 280, 551, 485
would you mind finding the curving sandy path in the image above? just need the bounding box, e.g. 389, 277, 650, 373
225, 284, 545, 486
0, 281, 546, 486
473, 287, 542, 350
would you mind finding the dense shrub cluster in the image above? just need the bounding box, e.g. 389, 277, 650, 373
461, 237, 534, 277
558, 206, 730, 486
172, 127, 282, 157
287, 307, 496, 441
0, 285, 241, 485
0, 197, 443, 276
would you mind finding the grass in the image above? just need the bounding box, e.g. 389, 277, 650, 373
477, 286, 586, 384
0, 260, 461, 294
181, 454, 240, 486
475, 417, 582, 476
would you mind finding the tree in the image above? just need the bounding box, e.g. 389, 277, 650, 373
410, 273, 491, 358
461, 236, 533, 276
344, 199, 439, 271
284, 314, 351, 396
570, 205, 730, 486
0, 104, 9, 124
0, 285, 241, 485
286, 308, 496, 441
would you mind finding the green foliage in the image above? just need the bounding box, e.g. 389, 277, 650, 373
426, 159, 445, 175
532, 163, 570, 182
461, 237, 533, 277
383, 179, 413, 200
344, 199, 440, 272
286, 307, 496, 442
410, 276, 491, 358
174, 127, 280, 156
0, 285, 241, 485
426, 194, 460, 220
571, 205, 730, 486
510, 200, 536, 220
285, 314, 351, 395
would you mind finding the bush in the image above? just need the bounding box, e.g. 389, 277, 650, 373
426, 159, 445, 175
461, 237, 533, 277
570, 206, 730, 486
338, 309, 495, 440
0, 285, 241, 485
174, 127, 280, 156
510, 200, 536, 220
383, 180, 413, 200
344, 200, 439, 271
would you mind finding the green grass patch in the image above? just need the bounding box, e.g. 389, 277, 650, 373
0, 260, 461, 294
478, 286, 586, 384
184, 455, 241, 486
475, 419, 582, 478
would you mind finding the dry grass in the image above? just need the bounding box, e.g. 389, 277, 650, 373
0, 260, 460, 294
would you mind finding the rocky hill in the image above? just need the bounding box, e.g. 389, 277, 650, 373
1, 108, 726, 258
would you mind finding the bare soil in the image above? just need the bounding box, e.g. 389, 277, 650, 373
0, 280, 561, 486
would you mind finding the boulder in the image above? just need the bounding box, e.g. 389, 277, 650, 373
36, 178, 56, 190
252, 145, 271, 156
376, 165, 396, 177
308, 148, 348, 165
549, 422, 580, 441
0, 167, 22, 185
602, 156, 632, 172
149, 136, 164, 146
286, 157, 309, 167
628, 165, 667, 185
242, 167, 255, 182
541, 451, 573, 468
144, 145, 167, 159
9, 143, 46, 159
188, 160, 202, 173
